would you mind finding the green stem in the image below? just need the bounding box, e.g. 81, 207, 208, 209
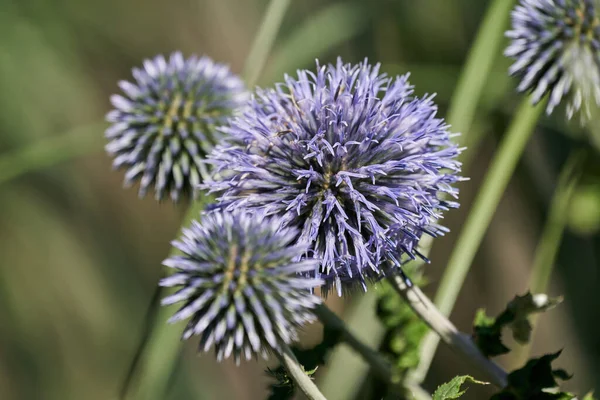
121, 1, 291, 398
120, 199, 208, 400
410, 98, 545, 384
446, 0, 515, 142
277, 344, 328, 400
242, 0, 291, 87
528, 149, 585, 295
0, 123, 105, 187
511, 148, 585, 368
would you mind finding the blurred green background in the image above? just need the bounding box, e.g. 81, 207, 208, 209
1, 0, 599, 399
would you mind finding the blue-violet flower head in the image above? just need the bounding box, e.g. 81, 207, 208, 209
506, 0, 600, 121
160, 209, 323, 363
105, 52, 248, 202
204, 59, 462, 295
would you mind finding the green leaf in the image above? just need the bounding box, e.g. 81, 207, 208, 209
490, 351, 575, 400
473, 309, 511, 357
432, 375, 488, 400
583, 392, 597, 400
472, 293, 562, 357
506, 293, 562, 344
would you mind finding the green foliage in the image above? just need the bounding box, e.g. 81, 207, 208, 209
377, 268, 428, 374
583, 392, 598, 400
266, 326, 341, 400
432, 375, 488, 400
473, 293, 562, 357
491, 351, 574, 400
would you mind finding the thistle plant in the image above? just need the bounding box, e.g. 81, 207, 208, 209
159, 208, 323, 363
205, 59, 462, 295
60, 0, 600, 398
105, 52, 247, 202
505, 0, 600, 121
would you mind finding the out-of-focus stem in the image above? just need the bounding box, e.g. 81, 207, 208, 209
511, 148, 585, 368
242, 0, 291, 87
446, 0, 516, 143
313, 304, 396, 386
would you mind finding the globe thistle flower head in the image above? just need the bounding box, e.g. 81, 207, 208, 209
105, 52, 247, 202
505, 0, 600, 121
160, 209, 323, 363
205, 58, 462, 296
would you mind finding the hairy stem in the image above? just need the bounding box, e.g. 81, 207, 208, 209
277, 344, 328, 400
387, 275, 508, 388
411, 98, 545, 384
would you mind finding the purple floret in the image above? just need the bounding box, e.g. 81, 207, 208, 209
505, 0, 600, 121
160, 209, 322, 364
204, 59, 462, 295
105, 52, 248, 202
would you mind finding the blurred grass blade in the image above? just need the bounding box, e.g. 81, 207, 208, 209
242, 0, 291, 86
0, 123, 105, 186
122, 1, 291, 399
264, 2, 368, 83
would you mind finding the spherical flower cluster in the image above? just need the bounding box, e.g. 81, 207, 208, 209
105, 52, 248, 202
505, 0, 600, 121
160, 209, 322, 363
205, 59, 462, 295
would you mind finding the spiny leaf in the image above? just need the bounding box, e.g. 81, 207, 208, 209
490, 351, 574, 400
473, 309, 511, 357
432, 375, 488, 400
506, 293, 562, 344
473, 292, 562, 357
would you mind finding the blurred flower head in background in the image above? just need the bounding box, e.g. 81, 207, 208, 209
160, 209, 322, 363
505, 0, 600, 121
205, 58, 461, 296
105, 52, 248, 202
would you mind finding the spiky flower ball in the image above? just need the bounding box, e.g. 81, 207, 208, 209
105, 52, 247, 201
205, 59, 462, 295
506, 0, 600, 120
160, 209, 322, 363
